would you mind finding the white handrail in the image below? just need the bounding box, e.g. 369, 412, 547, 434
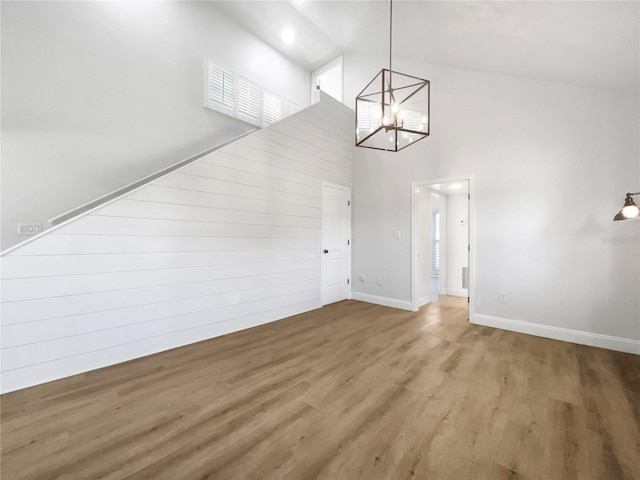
49, 129, 257, 226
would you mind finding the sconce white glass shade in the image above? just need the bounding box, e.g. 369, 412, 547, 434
622, 205, 640, 218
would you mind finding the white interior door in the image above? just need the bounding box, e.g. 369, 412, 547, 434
321, 183, 351, 305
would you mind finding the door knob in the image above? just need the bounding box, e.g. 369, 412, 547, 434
323, 249, 329, 253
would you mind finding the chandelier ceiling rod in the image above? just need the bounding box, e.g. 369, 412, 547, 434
389, 0, 393, 73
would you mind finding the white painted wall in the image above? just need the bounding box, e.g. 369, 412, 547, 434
445, 193, 469, 297
0, 94, 353, 393
347, 53, 640, 353
1, 1, 311, 250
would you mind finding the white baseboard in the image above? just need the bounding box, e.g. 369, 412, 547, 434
472, 314, 640, 355
351, 292, 414, 311
418, 295, 431, 307
438, 288, 447, 295
446, 288, 468, 297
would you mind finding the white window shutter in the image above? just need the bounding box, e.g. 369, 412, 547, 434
206, 63, 234, 112
204, 60, 298, 128
237, 76, 261, 125
357, 101, 381, 132
262, 90, 282, 126
403, 109, 425, 130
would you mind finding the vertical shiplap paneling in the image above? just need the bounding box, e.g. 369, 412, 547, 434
0, 93, 353, 393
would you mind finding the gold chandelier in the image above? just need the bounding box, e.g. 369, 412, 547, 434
355, 0, 430, 152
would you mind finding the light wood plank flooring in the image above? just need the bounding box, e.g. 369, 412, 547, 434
2, 296, 639, 479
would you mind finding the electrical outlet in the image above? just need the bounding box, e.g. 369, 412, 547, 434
499, 291, 508, 303
18, 223, 43, 236
377, 277, 383, 286
392, 231, 401, 239
359, 275, 366, 282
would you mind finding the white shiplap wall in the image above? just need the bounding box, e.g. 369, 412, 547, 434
0, 93, 353, 393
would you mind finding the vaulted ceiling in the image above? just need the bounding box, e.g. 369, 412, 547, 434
216, 0, 639, 96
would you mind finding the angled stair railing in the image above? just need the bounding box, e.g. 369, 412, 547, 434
49, 129, 257, 226
0, 129, 257, 257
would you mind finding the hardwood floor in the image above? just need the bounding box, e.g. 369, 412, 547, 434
2, 296, 639, 479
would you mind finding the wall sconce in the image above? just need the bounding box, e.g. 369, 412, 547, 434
613, 192, 640, 221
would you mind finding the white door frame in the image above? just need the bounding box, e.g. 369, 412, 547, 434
321, 181, 352, 305
410, 174, 475, 318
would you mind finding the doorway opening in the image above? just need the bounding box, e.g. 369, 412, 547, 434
311, 56, 344, 104
411, 176, 474, 319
